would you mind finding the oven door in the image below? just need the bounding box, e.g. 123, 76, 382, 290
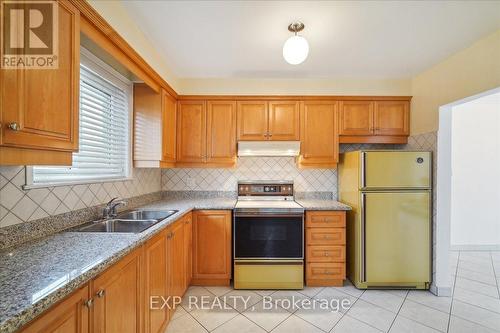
234, 212, 304, 259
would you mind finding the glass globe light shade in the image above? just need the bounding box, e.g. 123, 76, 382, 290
282, 35, 309, 65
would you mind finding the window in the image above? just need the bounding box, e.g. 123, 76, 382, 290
27, 49, 132, 187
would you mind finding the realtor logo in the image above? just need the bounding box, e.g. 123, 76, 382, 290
1, 0, 58, 69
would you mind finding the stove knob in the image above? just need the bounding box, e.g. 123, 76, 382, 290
264, 186, 269, 192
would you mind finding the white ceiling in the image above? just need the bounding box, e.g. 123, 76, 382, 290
122, 1, 500, 79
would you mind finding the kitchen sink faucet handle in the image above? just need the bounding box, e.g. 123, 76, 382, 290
103, 197, 127, 219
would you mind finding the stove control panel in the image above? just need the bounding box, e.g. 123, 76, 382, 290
238, 182, 294, 196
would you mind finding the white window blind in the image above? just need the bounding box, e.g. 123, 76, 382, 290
31, 50, 131, 186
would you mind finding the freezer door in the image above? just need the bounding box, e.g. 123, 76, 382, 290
362, 151, 431, 189
362, 191, 431, 284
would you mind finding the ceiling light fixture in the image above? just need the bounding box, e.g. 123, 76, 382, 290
283, 22, 309, 65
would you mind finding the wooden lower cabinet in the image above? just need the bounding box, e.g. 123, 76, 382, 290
92, 248, 143, 333
20, 210, 232, 332
20, 285, 90, 333
305, 211, 346, 287
183, 213, 193, 288
192, 210, 232, 285
144, 230, 169, 333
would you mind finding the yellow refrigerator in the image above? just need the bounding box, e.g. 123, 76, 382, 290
339, 151, 432, 289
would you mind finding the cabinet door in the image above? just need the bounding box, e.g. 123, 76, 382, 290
339, 101, 374, 136
92, 249, 142, 333
299, 101, 338, 167
374, 101, 409, 136
237, 101, 268, 140
176, 101, 206, 163
268, 101, 300, 140
1, 0, 79, 151
20, 285, 90, 333
183, 213, 193, 290
192, 210, 231, 284
162, 91, 177, 164
168, 220, 185, 298
206, 101, 236, 164
144, 231, 168, 333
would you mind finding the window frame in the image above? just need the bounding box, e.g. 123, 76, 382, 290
24, 47, 134, 189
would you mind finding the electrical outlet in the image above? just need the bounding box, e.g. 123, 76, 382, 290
187, 177, 196, 188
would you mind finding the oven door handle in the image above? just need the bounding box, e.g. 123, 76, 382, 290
234, 213, 305, 218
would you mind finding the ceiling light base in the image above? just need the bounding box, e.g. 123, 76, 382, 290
288, 22, 305, 34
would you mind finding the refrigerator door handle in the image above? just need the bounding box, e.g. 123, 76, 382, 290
360, 193, 366, 282
360, 152, 366, 188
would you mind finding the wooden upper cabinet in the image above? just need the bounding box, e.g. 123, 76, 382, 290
0, 0, 80, 165
268, 101, 300, 140
20, 284, 90, 333
192, 210, 232, 285
92, 249, 142, 333
176, 101, 207, 163
374, 101, 409, 136
299, 101, 339, 168
237, 101, 268, 140
339, 101, 374, 136
206, 101, 237, 164
162, 91, 177, 164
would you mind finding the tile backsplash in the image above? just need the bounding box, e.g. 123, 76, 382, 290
162, 157, 338, 194
0, 167, 161, 228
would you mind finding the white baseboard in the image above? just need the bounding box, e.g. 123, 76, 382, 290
430, 284, 453, 297
450, 244, 500, 251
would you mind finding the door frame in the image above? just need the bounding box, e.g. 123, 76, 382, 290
434, 86, 500, 296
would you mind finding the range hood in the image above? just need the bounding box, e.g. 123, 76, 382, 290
238, 141, 300, 157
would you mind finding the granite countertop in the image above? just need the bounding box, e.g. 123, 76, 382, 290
0, 197, 236, 333
296, 199, 352, 211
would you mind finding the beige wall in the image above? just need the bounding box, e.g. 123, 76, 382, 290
411, 29, 500, 135
178, 78, 411, 96
87, 0, 180, 91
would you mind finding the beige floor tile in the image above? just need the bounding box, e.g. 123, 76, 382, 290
454, 277, 499, 298
243, 299, 291, 331
189, 296, 239, 331
212, 314, 266, 333
331, 315, 383, 333
346, 299, 397, 332
448, 315, 498, 333
452, 300, 500, 331
204, 286, 233, 297
314, 287, 357, 312
294, 301, 343, 332
165, 313, 207, 333
223, 290, 262, 312
181, 287, 216, 312
297, 286, 324, 298
171, 305, 188, 321
458, 260, 495, 275
253, 289, 276, 296
398, 299, 449, 332
334, 280, 365, 298
389, 316, 441, 333
453, 287, 500, 314
387, 290, 409, 298
271, 314, 324, 333
270, 290, 311, 312
456, 267, 497, 285
360, 290, 405, 313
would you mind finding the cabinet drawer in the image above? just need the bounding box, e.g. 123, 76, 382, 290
306, 228, 345, 245
307, 263, 345, 280
306, 245, 345, 263
306, 211, 345, 228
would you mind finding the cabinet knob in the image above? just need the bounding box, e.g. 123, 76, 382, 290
84, 298, 94, 308
96, 289, 105, 298
324, 252, 330, 256
7, 122, 20, 131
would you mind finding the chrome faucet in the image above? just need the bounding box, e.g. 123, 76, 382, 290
102, 197, 127, 219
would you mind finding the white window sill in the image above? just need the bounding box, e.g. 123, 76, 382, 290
23, 176, 135, 190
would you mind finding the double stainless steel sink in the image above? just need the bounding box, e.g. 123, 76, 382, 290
72, 210, 178, 233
